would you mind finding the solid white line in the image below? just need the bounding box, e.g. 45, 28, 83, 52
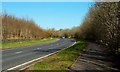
7, 41, 76, 71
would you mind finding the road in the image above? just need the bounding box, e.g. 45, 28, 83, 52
2, 38, 75, 71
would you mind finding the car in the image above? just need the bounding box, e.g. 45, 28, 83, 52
60, 36, 65, 39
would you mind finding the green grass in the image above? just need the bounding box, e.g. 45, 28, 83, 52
1, 38, 58, 50
28, 41, 87, 71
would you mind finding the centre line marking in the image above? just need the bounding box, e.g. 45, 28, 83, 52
15, 51, 22, 54
37, 48, 41, 49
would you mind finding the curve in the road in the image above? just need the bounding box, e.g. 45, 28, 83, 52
2, 38, 75, 71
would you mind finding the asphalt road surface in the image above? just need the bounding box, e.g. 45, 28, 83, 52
2, 38, 75, 70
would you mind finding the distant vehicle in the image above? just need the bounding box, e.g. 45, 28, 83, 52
60, 36, 65, 39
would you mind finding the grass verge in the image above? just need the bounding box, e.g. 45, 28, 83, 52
1, 38, 58, 50
27, 41, 87, 71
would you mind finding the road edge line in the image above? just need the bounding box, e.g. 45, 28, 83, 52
7, 40, 76, 71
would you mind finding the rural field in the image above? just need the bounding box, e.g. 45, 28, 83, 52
1, 38, 57, 50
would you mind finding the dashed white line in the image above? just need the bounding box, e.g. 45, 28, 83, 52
37, 48, 41, 50
15, 51, 22, 54
7, 41, 76, 71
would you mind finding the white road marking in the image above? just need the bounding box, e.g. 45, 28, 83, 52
37, 48, 41, 50
15, 51, 22, 54
7, 41, 76, 71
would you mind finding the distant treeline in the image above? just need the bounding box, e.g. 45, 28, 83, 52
1, 14, 53, 42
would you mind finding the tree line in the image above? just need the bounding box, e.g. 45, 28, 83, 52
1, 14, 53, 42
84, 2, 119, 55
53, 2, 120, 55
78, 2, 120, 55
